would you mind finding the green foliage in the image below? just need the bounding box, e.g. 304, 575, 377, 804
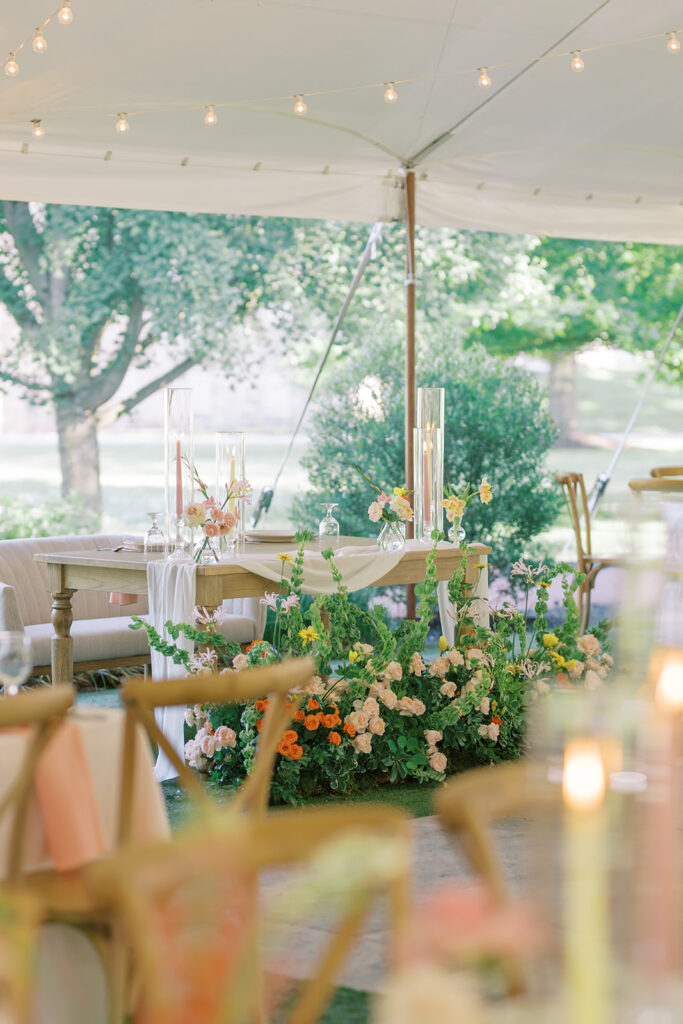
292, 336, 561, 569
0, 496, 98, 539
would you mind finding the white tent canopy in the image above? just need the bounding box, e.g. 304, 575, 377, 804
1, 0, 682, 242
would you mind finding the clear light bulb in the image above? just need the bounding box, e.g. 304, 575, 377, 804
293, 94, 307, 115
115, 113, 129, 133
477, 67, 491, 89
384, 82, 398, 103
570, 50, 584, 72
58, 2, 73, 25
204, 105, 217, 126
31, 119, 44, 139
33, 28, 47, 54
5, 53, 18, 77
667, 31, 680, 53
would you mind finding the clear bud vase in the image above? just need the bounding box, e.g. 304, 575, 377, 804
164, 388, 194, 562
216, 431, 245, 561
377, 520, 405, 552
448, 517, 466, 544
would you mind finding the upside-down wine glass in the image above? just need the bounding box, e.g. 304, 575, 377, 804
144, 512, 165, 553
319, 503, 340, 549
0, 631, 32, 696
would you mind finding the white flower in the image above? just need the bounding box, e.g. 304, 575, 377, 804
193, 604, 228, 626
577, 634, 601, 657
487, 722, 500, 742
184, 707, 196, 727
232, 653, 249, 670
479, 696, 490, 715
260, 592, 279, 610
477, 724, 488, 738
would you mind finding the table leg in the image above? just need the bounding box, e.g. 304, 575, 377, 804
47, 564, 75, 685
465, 549, 489, 628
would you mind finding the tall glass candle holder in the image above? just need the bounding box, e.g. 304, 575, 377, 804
216, 431, 246, 560
413, 427, 443, 542
165, 388, 194, 561
415, 387, 445, 541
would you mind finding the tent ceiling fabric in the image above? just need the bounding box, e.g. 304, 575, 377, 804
1, 0, 682, 241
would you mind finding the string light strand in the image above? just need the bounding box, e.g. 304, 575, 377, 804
3, 2, 73, 78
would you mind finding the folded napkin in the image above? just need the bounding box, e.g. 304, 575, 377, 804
34, 720, 107, 872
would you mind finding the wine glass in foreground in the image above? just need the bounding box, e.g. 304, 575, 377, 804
144, 512, 165, 553
0, 632, 32, 696
319, 503, 340, 548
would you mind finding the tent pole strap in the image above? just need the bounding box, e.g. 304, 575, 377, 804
405, 169, 417, 618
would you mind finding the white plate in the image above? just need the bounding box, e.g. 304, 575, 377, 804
245, 531, 297, 544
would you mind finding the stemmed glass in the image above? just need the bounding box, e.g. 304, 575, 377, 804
144, 512, 165, 553
0, 631, 32, 696
319, 503, 340, 549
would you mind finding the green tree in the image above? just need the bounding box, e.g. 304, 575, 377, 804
0, 203, 299, 509
292, 334, 560, 570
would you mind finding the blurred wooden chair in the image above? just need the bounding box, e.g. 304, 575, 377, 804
88, 802, 412, 1024
0, 684, 74, 1023
650, 466, 683, 478
629, 476, 683, 496
434, 760, 557, 996
118, 657, 314, 842
555, 472, 629, 631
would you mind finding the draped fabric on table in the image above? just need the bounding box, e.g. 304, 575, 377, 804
147, 561, 196, 783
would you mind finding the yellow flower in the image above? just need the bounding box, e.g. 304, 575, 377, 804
479, 476, 493, 504
565, 659, 579, 670
277, 552, 293, 563
538, 581, 550, 588
441, 495, 466, 523
438, 635, 449, 653
549, 650, 566, 667
393, 486, 407, 497
491, 700, 497, 712
543, 633, 560, 649
348, 650, 359, 664
298, 626, 320, 647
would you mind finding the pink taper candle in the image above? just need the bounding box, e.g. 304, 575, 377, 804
175, 439, 183, 518
423, 441, 431, 523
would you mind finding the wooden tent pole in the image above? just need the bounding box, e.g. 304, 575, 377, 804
405, 169, 416, 619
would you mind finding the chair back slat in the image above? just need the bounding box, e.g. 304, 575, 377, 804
650, 466, 683, 478
629, 476, 683, 494
555, 472, 591, 567
119, 658, 314, 843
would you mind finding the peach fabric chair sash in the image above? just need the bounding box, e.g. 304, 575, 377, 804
33, 719, 107, 872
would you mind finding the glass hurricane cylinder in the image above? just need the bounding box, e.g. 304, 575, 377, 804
413, 426, 443, 542
216, 431, 246, 559
164, 388, 194, 561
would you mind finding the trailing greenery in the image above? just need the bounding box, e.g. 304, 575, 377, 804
292, 337, 561, 569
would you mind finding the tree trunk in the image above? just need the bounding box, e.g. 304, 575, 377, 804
55, 402, 102, 510
547, 351, 577, 444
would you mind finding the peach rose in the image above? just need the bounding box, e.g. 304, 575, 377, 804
183, 502, 206, 527
232, 653, 248, 670
424, 730, 443, 748
429, 752, 447, 773
487, 722, 500, 742
430, 656, 449, 676
214, 726, 237, 749
478, 696, 490, 715
440, 680, 457, 699
446, 649, 464, 667
353, 733, 373, 754
584, 669, 602, 690
577, 634, 601, 657
353, 643, 374, 656
346, 711, 370, 733
184, 707, 196, 727
368, 716, 386, 735
368, 501, 384, 523
378, 688, 398, 710
568, 661, 584, 679
601, 653, 614, 668
410, 652, 426, 676
412, 699, 426, 716
382, 661, 403, 682
204, 521, 220, 537
200, 734, 216, 757
477, 724, 489, 738
363, 697, 380, 717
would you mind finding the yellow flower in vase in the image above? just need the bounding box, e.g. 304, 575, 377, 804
478, 476, 493, 504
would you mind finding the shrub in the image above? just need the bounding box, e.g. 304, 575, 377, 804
291, 335, 561, 569
0, 496, 99, 539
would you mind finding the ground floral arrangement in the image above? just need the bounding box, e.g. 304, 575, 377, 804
132, 537, 612, 805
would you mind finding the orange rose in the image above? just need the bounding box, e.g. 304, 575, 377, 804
281, 730, 298, 744
307, 698, 320, 711
277, 739, 292, 756
289, 744, 303, 760
329, 704, 339, 714
294, 709, 305, 722
322, 714, 338, 728
328, 731, 341, 746
255, 699, 268, 713
303, 715, 320, 731
343, 722, 356, 738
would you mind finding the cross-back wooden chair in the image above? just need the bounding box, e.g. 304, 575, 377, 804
0, 684, 74, 1023
434, 759, 557, 996
629, 476, 683, 496
87, 802, 412, 1024
555, 472, 629, 631
118, 657, 315, 844
650, 466, 683, 478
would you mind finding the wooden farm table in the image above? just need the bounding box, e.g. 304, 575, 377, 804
34, 538, 491, 685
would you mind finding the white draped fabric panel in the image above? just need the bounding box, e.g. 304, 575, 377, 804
0, 0, 682, 242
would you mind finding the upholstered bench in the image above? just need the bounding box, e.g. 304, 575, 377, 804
0, 534, 265, 677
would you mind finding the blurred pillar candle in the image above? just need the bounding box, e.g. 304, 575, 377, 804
563, 737, 612, 1024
